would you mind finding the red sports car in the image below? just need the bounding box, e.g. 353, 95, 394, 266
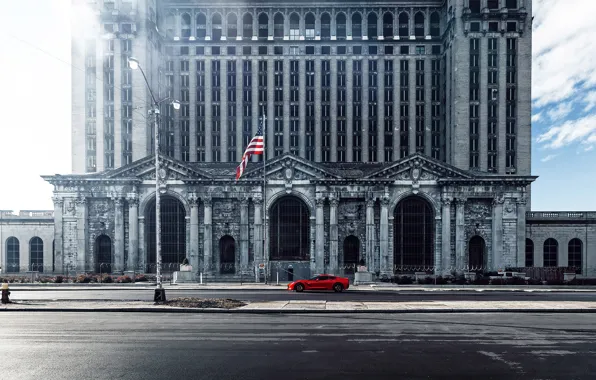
287, 274, 350, 293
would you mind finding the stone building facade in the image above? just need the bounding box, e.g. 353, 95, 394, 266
3, 0, 595, 280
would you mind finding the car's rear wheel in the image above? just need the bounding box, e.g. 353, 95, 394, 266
295, 283, 305, 292
333, 283, 344, 293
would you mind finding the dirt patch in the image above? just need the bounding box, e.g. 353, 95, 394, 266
159, 297, 246, 309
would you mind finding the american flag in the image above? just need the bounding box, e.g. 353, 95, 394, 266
236, 115, 265, 180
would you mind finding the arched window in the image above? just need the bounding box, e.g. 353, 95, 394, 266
181, 13, 191, 38
543, 238, 558, 267
274, 13, 284, 38
96, 235, 112, 273
258, 13, 268, 38
242, 13, 253, 39
468, 236, 485, 270
568, 238, 582, 273
165, 13, 175, 38
6, 237, 20, 272
352, 13, 362, 38
289, 13, 300, 40
383, 12, 393, 38
414, 12, 425, 37
399, 13, 409, 37
270, 197, 310, 261
212, 13, 222, 41
305, 13, 315, 39
147, 196, 186, 272
470, 0, 481, 14
227, 13, 238, 39
525, 238, 534, 267
430, 12, 440, 37
343, 236, 360, 274
196, 13, 206, 39
336, 13, 346, 39
394, 196, 434, 272
219, 235, 236, 274
321, 13, 331, 39
30, 237, 44, 272
367, 13, 378, 39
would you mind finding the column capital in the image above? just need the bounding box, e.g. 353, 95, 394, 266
52, 196, 64, 206
454, 197, 466, 207
329, 198, 339, 208
187, 193, 199, 206
112, 197, 124, 206
380, 197, 390, 208
366, 199, 375, 208
516, 197, 527, 206
493, 194, 505, 206
252, 197, 262, 206
203, 197, 213, 208
240, 196, 249, 207
75, 196, 87, 206
127, 198, 139, 207
315, 197, 325, 207
441, 196, 452, 206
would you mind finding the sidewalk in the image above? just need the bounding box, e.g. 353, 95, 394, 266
2, 299, 596, 313
5, 282, 596, 292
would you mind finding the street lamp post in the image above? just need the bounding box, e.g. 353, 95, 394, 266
128, 57, 180, 302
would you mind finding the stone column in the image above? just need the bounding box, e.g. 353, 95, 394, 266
329, 198, 339, 274
441, 197, 452, 274
189, 195, 199, 272
127, 197, 139, 271
75, 197, 88, 272
492, 195, 504, 271
253, 198, 263, 275
240, 197, 249, 273
52, 196, 64, 273
365, 197, 375, 271
315, 198, 325, 274
455, 198, 465, 271
203, 197, 213, 274
114, 197, 125, 272
516, 197, 527, 267
310, 216, 316, 274
138, 217, 146, 272
379, 197, 390, 276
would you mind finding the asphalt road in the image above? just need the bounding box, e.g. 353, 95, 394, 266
8, 288, 596, 302
1, 312, 595, 380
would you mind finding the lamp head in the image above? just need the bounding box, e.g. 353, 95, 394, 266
171, 100, 181, 110
128, 57, 140, 70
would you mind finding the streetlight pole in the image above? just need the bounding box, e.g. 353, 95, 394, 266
128, 57, 179, 302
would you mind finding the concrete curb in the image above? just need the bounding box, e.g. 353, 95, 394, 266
2, 307, 596, 314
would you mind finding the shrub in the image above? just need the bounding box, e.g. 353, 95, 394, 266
116, 275, 132, 283
76, 275, 92, 283
546, 279, 565, 286
435, 276, 448, 285
101, 275, 113, 283
527, 278, 542, 285
396, 276, 413, 285
135, 274, 148, 282
509, 277, 527, 286
472, 276, 490, 285
454, 274, 468, 285
568, 278, 596, 286
490, 278, 507, 285
55, 276, 64, 284
419, 276, 435, 285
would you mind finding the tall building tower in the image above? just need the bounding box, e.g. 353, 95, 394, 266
71, 0, 531, 175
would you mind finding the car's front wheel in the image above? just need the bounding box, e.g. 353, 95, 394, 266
295, 283, 305, 292
333, 283, 344, 293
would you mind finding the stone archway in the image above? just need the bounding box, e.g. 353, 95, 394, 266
468, 235, 486, 271
95, 235, 112, 273
219, 235, 236, 274
269, 196, 310, 261
393, 196, 435, 273
343, 235, 360, 274
146, 196, 187, 272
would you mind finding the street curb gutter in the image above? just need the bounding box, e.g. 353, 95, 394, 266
2, 308, 596, 314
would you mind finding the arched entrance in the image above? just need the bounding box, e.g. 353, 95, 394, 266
394, 196, 434, 273
96, 235, 112, 273
468, 236, 486, 270
6, 237, 20, 272
343, 235, 360, 274
269, 196, 310, 261
147, 196, 187, 272
219, 235, 236, 274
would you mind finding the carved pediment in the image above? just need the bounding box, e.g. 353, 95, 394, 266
104, 154, 212, 181
366, 154, 474, 181
242, 154, 341, 181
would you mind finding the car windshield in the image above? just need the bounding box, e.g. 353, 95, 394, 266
310, 276, 319, 280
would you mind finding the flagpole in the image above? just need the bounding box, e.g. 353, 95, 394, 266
262, 109, 267, 284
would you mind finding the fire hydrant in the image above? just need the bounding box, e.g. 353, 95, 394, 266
1, 283, 10, 304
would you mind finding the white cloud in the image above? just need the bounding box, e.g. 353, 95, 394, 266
531, 113, 542, 122
541, 154, 558, 162
532, 0, 596, 108
583, 91, 596, 113
536, 114, 596, 149
546, 102, 573, 122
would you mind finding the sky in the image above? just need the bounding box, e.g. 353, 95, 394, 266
0, 0, 595, 212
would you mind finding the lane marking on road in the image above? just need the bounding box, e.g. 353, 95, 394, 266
478, 351, 523, 372
302, 350, 318, 353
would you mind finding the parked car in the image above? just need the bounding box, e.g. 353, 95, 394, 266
287, 274, 350, 293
